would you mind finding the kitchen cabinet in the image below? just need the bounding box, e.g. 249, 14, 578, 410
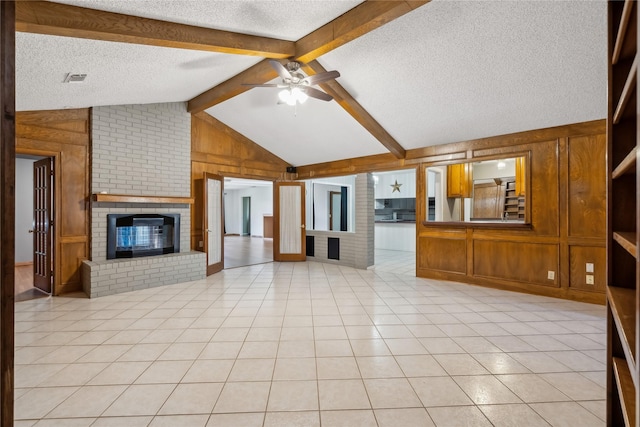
447, 163, 472, 198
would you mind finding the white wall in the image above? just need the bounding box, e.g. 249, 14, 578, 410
473, 159, 516, 180
313, 183, 340, 231
304, 175, 356, 232
16, 158, 35, 263
224, 185, 272, 236
374, 169, 417, 199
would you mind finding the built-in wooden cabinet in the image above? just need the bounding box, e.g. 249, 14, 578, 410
515, 156, 526, 197
607, 1, 638, 425
504, 179, 525, 220
446, 163, 472, 198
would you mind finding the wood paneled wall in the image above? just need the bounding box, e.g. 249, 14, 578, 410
16, 109, 91, 295
191, 112, 291, 251
297, 120, 606, 304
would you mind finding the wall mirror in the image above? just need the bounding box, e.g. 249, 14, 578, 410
425, 155, 528, 223
303, 175, 355, 232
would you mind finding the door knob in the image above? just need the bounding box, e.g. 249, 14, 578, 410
28, 229, 34, 233
300, 224, 305, 229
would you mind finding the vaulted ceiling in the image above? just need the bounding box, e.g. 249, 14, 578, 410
16, 0, 607, 167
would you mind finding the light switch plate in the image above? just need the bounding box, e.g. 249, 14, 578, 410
586, 263, 594, 273
547, 271, 555, 280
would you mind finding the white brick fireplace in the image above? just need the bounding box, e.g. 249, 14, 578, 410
82, 102, 205, 298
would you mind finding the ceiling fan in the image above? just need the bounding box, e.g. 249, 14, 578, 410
243, 60, 340, 105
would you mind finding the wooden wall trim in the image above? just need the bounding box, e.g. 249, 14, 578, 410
16, 108, 90, 296
0, 2, 15, 425
417, 267, 605, 305
295, 120, 605, 179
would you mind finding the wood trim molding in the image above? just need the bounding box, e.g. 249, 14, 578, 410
1, 2, 15, 425
422, 221, 533, 230
295, 120, 606, 179
93, 194, 194, 204
16, 1, 294, 58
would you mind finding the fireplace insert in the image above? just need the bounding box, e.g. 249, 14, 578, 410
107, 213, 180, 260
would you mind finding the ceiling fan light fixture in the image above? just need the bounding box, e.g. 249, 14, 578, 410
278, 87, 308, 106
278, 89, 289, 103
292, 87, 308, 104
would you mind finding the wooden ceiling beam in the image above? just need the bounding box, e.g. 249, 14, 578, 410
295, 1, 430, 64
16, 1, 294, 58
302, 61, 405, 159
187, 0, 429, 113
188, 59, 279, 113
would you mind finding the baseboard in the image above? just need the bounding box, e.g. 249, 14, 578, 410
15, 262, 33, 267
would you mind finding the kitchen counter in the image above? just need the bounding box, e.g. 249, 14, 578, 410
375, 221, 416, 252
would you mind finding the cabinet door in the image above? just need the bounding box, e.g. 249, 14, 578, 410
447, 163, 472, 198
515, 156, 526, 196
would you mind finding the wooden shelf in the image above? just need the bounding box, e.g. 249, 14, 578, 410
612, 146, 637, 179
613, 0, 637, 64
93, 194, 194, 204
614, 54, 638, 125
608, 286, 637, 376
613, 356, 637, 427
608, 2, 639, 422
614, 231, 638, 258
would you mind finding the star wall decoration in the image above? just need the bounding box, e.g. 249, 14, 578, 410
391, 180, 402, 193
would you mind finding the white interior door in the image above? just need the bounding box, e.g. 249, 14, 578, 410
204, 173, 223, 275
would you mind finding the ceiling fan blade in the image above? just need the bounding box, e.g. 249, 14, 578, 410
300, 86, 333, 102
269, 60, 291, 80
241, 83, 281, 87
301, 70, 340, 86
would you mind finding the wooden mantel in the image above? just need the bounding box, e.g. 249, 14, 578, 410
92, 193, 194, 204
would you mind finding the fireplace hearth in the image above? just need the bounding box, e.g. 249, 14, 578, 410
107, 213, 180, 260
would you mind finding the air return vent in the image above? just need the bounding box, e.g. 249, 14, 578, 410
63, 73, 87, 83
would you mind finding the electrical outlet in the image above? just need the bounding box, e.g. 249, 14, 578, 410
547, 271, 555, 280
586, 274, 594, 285
586, 263, 594, 273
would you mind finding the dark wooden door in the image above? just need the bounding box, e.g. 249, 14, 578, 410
33, 157, 53, 293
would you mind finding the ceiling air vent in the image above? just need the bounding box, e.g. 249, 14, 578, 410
63, 73, 87, 83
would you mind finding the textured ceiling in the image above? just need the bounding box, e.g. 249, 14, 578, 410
16, 0, 607, 167
317, 0, 607, 150
52, 0, 362, 40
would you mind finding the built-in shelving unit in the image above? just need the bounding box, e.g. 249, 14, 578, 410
92, 194, 194, 204
504, 179, 525, 220
607, 1, 639, 425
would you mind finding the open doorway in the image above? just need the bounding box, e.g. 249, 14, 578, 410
223, 178, 273, 268
371, 169, 417, 275
15, 155, 53, 301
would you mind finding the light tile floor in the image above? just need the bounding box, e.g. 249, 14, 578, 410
14, 261, 606, 426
